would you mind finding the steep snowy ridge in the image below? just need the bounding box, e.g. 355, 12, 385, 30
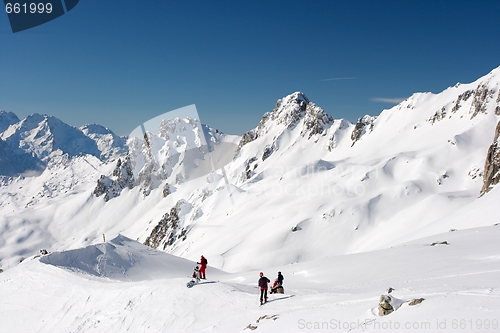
80, 124, 128, 160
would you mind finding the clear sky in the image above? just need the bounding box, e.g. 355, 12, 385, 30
1, 0, 500, 136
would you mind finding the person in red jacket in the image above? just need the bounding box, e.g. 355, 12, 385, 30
198, 255, 207, 279
258, 272, 270, 305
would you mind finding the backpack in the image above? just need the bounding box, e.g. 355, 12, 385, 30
203, 257, 208, 265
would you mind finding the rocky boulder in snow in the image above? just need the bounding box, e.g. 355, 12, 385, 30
378, 295, 395, 316
480, 121, 500, 196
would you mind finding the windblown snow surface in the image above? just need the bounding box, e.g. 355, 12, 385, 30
1, 67, 500, 332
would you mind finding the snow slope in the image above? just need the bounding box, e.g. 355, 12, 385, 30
1, 215, 499, 332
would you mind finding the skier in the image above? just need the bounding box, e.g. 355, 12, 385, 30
258, 272, 270, 305
198, 255, 207, 279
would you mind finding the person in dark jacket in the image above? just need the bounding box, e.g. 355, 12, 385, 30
277, 271, 284, 285
258, 272, 270, 305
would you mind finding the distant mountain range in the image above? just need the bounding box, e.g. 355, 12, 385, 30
0, 112, 127, 177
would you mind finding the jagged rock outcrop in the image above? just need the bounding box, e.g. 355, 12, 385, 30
93, 157, 134, 201
243, 157, 258, 180
428, 107, 447, 124
480, 121, 500, 196
451, 90, 474, 113
496, 92, 500, 115
237, 130, 258, 152
351, 115, 376, 146
144, 200, 191, 250
470, 83, 496, 119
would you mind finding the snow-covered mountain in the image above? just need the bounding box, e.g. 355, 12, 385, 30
1, 66, 500, 332
0, 112, 126, 177
1, 67, 500, 269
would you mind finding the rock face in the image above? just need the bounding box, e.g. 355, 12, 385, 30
237, 92, 334, 150
351, 115, 376, 146
144, 200, 191, 250
480, 121, 500, 196
93, 157, 134, 201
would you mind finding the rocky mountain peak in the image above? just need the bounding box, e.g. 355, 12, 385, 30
238, 92, 333, 150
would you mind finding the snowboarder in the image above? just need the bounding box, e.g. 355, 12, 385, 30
258, 272, 270, 305
198, 255, 207, 279
187, 265, 200, 288
192, 265, 200, 284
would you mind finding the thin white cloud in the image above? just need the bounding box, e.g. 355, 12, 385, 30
320, 77, 357, 82
371, 97, 406, 104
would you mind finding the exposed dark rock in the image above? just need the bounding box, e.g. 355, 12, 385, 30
496, 92, 500, 115
408, 298, 425, 306
431, 241, 448, 246
378, 295, 394, 316
470, 84, 495, 119
326, 133, 336, 151
451, 90, 473, 113
351, 115, 376, 146
480, 121, 500, 196
262, 144, 275, 161
162, 182, 171, 197
243, 157, 258, 180
428, 107, 447, 124
144, 200, 190, 250
93, 157, 134, 201
301, 103, 333, 139
237, 130, 258, 152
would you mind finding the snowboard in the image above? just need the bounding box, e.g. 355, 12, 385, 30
186, 279, 197, 288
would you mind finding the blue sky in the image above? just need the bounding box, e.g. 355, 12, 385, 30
1, 0, 500, 136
